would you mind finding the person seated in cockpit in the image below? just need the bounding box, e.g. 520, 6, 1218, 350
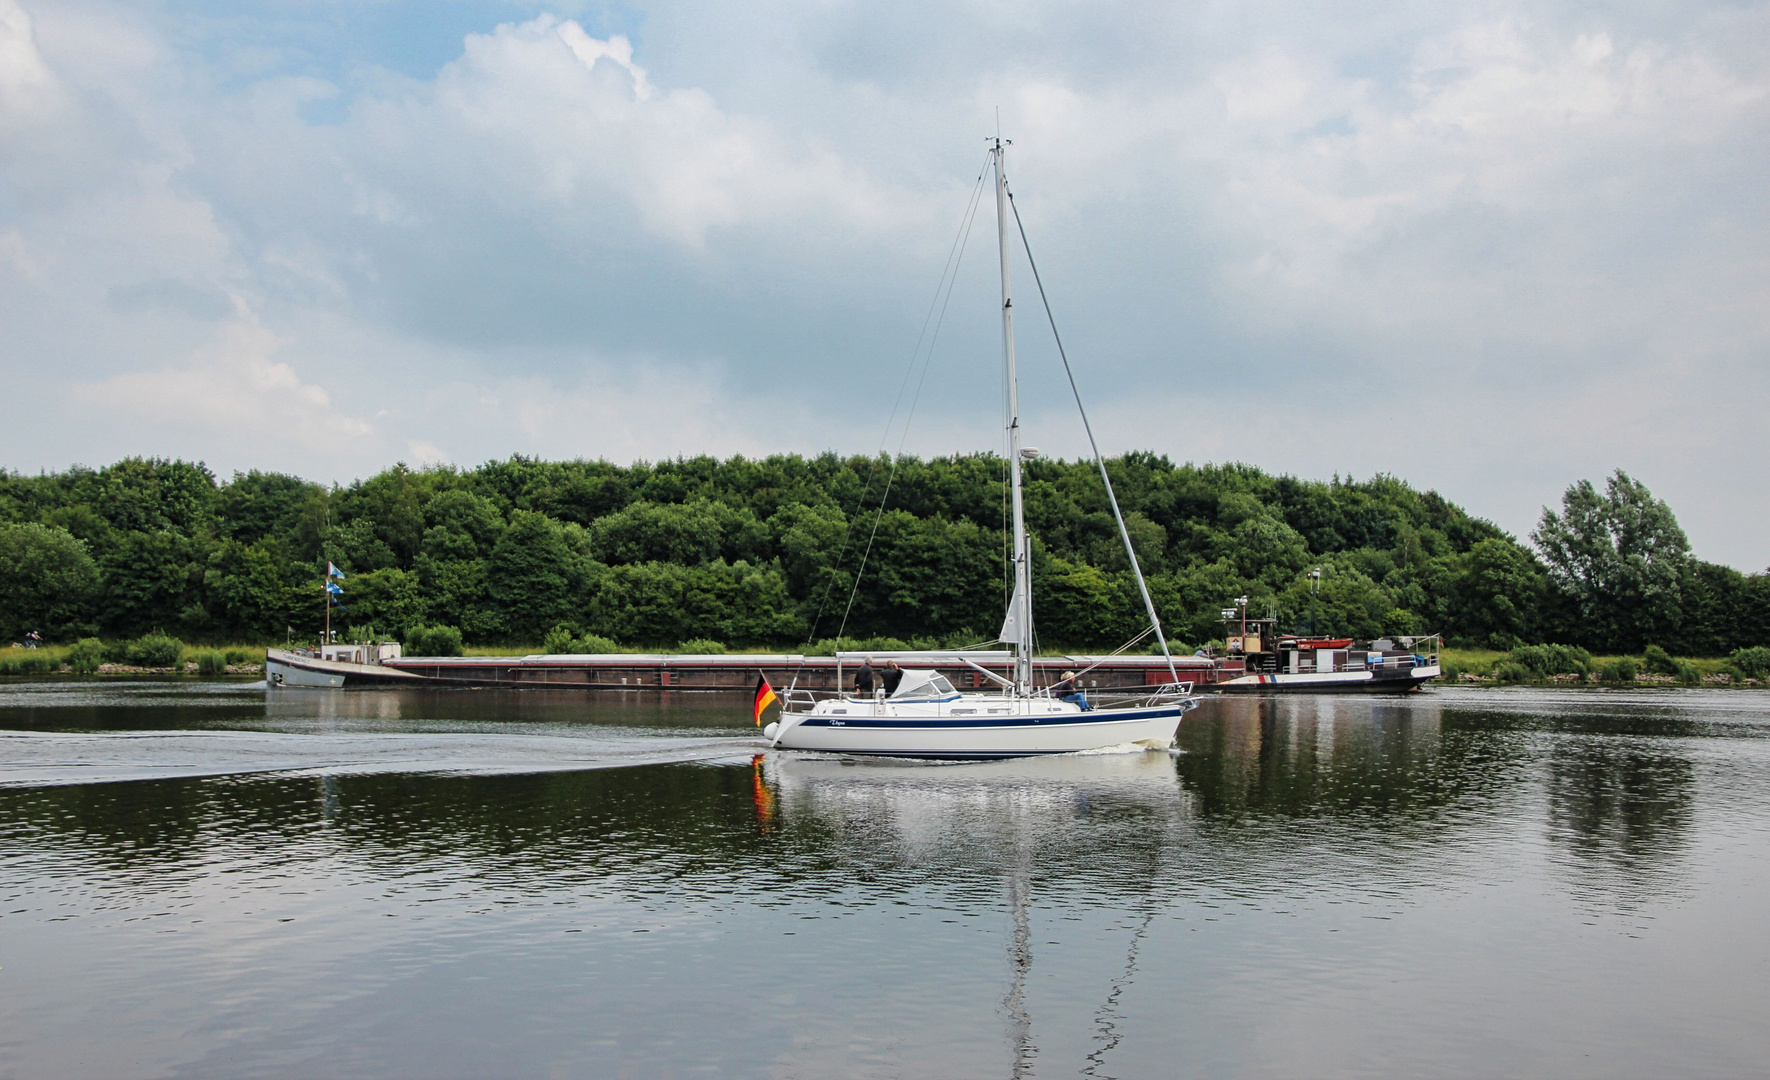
1051, 670, 1091, 710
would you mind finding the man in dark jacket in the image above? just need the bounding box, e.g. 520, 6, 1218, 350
854, 657, 876, 697
880, 660, 905, 696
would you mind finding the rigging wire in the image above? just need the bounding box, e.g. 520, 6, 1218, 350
803, 154, 992, 645
830, 157, 992, 644
1006, 185, 1181, 685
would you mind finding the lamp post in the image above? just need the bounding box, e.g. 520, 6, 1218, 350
1308, 567, 1322, 636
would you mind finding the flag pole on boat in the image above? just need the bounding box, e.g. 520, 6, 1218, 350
324, 562, 346, 648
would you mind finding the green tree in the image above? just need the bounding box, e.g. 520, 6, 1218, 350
346, 568, 428, 636
588, 499, 764, 566
1533, 470, 1691, 652
422, 490, 506, 558
97, 530, 203, 638
767, 502, 849, 599
89, 458, 217, 536
335, 464, 427, 566
1035, 556, 1140, 646
587, 561, 801, 644
203, 540, 308, 639
839, 512, 1002, 640
487, 511, 590, 640
1449, 537, 1547, 648
218, 470, 324, 548
323, 517, 398, 573
0, 523, 100, 641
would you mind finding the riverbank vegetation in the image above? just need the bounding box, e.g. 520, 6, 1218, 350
1, 455, 1764, 662
1438, 645, 1764, 686
0, 639, 265, 676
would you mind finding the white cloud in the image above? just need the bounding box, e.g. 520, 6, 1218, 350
0, 0, 51, 106
73, 302, 375, 451
356, 15, 928, 250
1195, 21, 1770, 356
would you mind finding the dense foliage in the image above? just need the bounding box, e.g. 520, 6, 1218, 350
1, 455, 1763, 655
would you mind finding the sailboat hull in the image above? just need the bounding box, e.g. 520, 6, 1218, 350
770, 701, 1195, 759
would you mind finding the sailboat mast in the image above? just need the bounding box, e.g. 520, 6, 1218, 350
994, 138, 1034, 695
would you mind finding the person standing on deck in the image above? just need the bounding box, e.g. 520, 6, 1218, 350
854, 657, 876, 697
880, 660, 905, 697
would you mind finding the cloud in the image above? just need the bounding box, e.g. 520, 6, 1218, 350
334, 15, 928, 255
0, 0, 52, 107
1198, 21, 1770, 361
73, 302, 376, 452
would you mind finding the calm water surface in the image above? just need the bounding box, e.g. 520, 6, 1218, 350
1, 681, 1768, 1078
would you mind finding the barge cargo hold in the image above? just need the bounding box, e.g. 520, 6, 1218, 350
380, 653, 1217, 692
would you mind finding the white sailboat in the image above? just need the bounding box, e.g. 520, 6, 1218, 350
765, 139, 1199, 758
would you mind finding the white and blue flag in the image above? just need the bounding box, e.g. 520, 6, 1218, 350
327, 562, 346, 579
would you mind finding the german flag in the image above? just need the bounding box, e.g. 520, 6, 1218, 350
752, 674, 778, 726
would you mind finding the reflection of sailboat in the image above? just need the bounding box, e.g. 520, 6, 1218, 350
758, 749, 1190, 813
758, 750, 1190, 1074
1005, 818, 1038, 1079
768, 139, 1197, 758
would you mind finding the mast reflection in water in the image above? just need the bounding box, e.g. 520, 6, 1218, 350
1, 683, 1767, 1077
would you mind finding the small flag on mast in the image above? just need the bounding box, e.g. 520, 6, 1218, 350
751, 674, 778, 726
327, 562, 346, 579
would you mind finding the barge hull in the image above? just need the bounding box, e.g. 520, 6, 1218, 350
1212, 664, 1441, 694
266, 649, 432, 689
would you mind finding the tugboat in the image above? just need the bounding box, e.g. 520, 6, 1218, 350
1205, 603, 1442, 694
265, 639, 422, 689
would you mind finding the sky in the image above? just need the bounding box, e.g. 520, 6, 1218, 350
1, 0, 1766, 569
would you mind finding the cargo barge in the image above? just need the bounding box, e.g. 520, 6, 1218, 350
267, 638, 1436, 694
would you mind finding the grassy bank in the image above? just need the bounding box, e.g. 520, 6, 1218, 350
0, 641, 268, 676
1439, 645, 1759, 687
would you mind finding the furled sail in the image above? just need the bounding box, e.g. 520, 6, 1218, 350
997, 581, 1028, 649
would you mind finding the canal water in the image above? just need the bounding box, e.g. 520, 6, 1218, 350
1, 682, 1767, 1078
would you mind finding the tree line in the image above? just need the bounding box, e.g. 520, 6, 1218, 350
0, 453, 1763, 655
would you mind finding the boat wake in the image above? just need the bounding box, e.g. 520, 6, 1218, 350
0, 729, 761, 788
1071, 741, 1173, 756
